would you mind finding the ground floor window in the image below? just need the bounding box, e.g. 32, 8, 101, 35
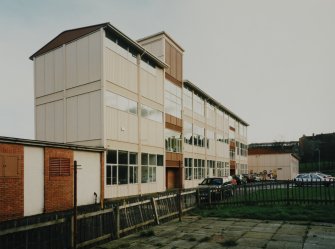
194, 159, 205, 179
184, 158, 193, 180
106, 150, 138, 185
217, 161, 230, 177
141, 153, 163, 183
207, 160, 215, 177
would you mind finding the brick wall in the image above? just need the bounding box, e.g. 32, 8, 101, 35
0, 143, 24, 222
44, 148, 73, 213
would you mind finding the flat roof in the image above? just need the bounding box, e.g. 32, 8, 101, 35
30, 22, 168, 69
0, 136, 105, 152
183, 80, 249, 126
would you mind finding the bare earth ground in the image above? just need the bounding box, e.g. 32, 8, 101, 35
94, 215, 335, 249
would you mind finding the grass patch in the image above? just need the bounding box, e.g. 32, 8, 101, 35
192, 205, 335, 223
199, 236, 211, 242
139, 229, 155, 237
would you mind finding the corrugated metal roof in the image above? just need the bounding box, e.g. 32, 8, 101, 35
29, 22, 168, 69
0, 136, 105, 152
183, 80, 249, 126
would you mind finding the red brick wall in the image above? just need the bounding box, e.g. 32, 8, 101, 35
44, 148, 73, 213
0, 143, 24, 222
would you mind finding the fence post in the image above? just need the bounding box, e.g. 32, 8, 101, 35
115, 205, 120, 239
197, 189, 201, 207
151, 197, 160, 225
178, 189, 182, 222
208, 188, 212, 207
286, 181, 290, 206
243, 184, 247, 205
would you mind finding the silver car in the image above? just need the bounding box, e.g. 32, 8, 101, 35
294, 172, 334, 187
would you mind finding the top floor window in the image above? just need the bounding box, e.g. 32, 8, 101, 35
165, 80, 182, 118
193, 94, 204, 116
183, 87, 193, 110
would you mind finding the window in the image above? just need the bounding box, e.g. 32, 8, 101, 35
183, 121, 193, 145
183, 87, 192, 110
106, 150, 138, 185
206, 130, 215, 149
217, 133, 224, 143
105, 91, 137, 114
141, 104, 163, 123
206, 103, 215, 118
141, 153, 161, 183
165, 80, 182, 118
194, 159, 205, 180
165, 129, 182, 153
236, 142, 240, 156
193, 126, 205, 147
49, 158, 70, 177
184, 158, 193, 180
193, 94, 204, 116
207, 160, 216, 177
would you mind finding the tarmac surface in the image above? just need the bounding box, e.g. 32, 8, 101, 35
95, 216, 335, 249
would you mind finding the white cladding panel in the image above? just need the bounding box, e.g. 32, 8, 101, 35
35, 56, 45, 97
44, 52, 55, 94
54, 47, 65, 92
65, 31, 101, 89
24, 146, 44, 216
141, 119, 164, 147
105, 44, 137, 93
140, 68, 163, 105
66, 91, 101, 143
105, 107, 138, 143
74, 151, 101, 206
36, 100, 64, 142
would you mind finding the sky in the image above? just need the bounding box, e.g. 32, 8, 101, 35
0, 0, 334, 143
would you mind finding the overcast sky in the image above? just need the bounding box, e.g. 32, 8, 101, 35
0, 0, 334, 143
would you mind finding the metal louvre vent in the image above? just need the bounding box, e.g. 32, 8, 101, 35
49, 158, 70, 176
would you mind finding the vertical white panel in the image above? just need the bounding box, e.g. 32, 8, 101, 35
75, 151, 101, 206
118, 111, 128, 141
45, 103, 55, 141
54, 48, 65, 91
24, 146, 44, 216
66, 96, 78, 142
36, 105, 45, 140
66, 42, 77, 88
44, 52, 55, 94
90, 91, 101, 140
77, 37, 89, 85
106, 108, 118, 140
78, 93, 90, 140
128, 114, 138, 143
141, 119, 148, 145
89, 32, 101, 82
35, 56, 45, 97
54, 100, 64, 142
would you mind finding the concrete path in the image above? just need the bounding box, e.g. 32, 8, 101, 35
95, 216, 335, 249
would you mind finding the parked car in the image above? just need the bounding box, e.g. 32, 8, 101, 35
294, 172, 334, 187
198, 177, 233, 201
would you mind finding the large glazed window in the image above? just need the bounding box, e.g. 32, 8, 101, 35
193, 94, 204, 116
141, 153, 162, 183
141, 104, 163, 123
165, 80, 182, 118
165, 129, 182, 153
183, 121, 193, 145
193, 126, 205, 148
106, 150, 138, 185
105, 91, 137, 115
183, 87, 192, 110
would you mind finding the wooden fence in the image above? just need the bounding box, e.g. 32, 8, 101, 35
0, 189, 197, 249
198, 180, 335, 207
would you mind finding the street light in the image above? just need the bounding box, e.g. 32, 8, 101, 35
315, 148, 320, 172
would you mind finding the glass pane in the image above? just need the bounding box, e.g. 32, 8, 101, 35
157, 155, 163, 166
118, 165, 128, 184
141, 153, 148, 165
130, 152, 137, 165
112, 165, 117, 184
105, 91, 117, 108
118, 151, 128, 164
133, 167, 138, 183
141, 165, 148, 183
152, 167, 156, 182
128, 99, 137, 114
118, 95, 128, 112
107, 150, 117, 164
149, 154, 157, 165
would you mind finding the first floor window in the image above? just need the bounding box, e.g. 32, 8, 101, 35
141, 153, 159, 183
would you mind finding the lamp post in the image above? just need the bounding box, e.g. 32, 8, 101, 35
315, 148, 320, 172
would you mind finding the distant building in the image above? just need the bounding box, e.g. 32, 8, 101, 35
248, 142, 299, 180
